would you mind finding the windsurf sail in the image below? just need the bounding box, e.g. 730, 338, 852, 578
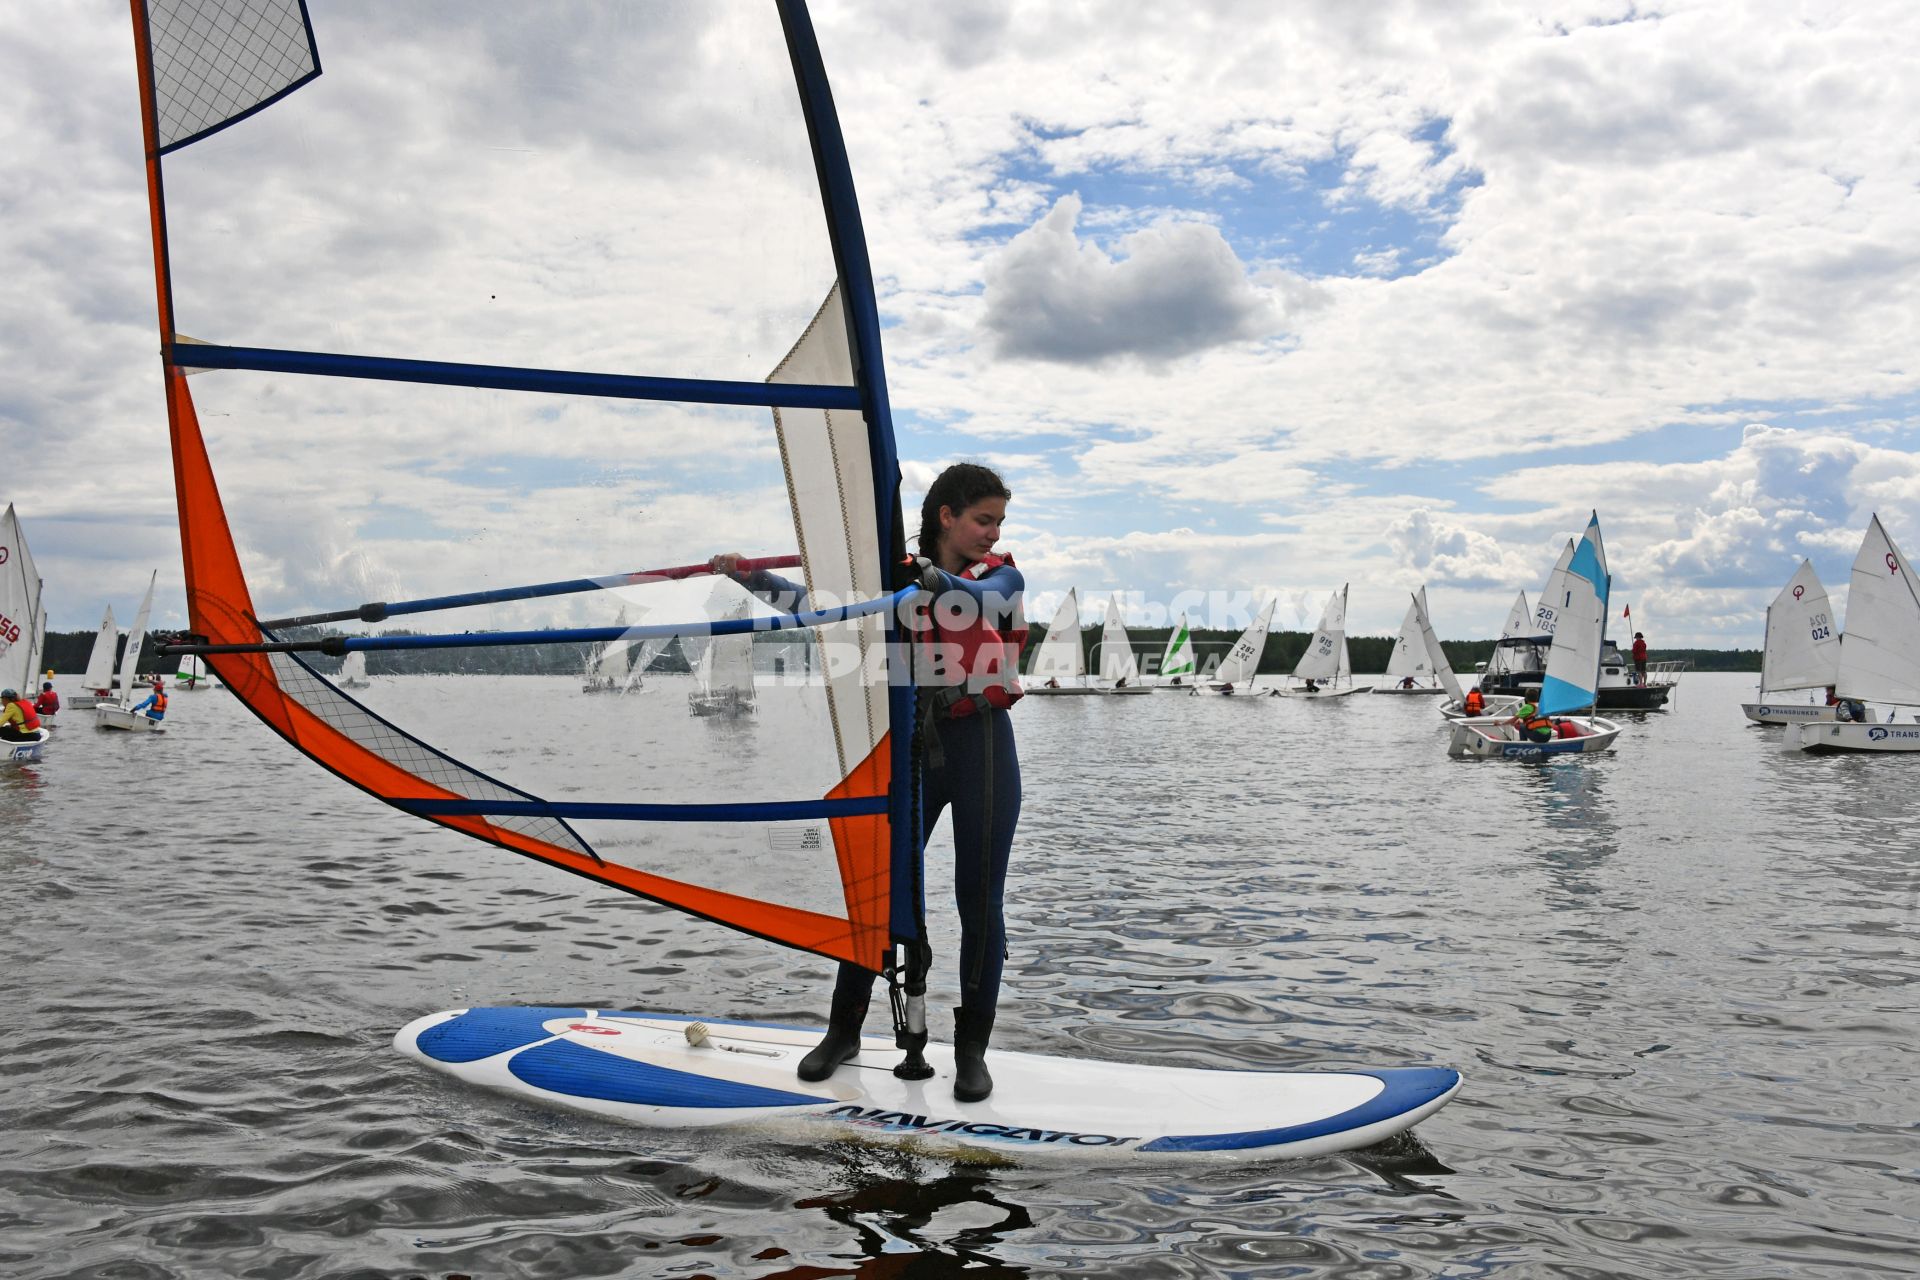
1537, 514, 1610, 717
1760, 560, 1840, 695
1158, 616, 1196, 684
1292, 587, 1346, 682
0, 505, 43, 699
1832, 516, 1920, 707
127, 1, 918, 976
1097, 594, 1141, 687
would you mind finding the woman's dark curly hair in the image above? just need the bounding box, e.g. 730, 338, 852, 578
917, 462, 1011, 558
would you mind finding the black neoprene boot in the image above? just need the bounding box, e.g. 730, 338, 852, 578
797, 989, 868, 1082
952, 1006, 995, 1103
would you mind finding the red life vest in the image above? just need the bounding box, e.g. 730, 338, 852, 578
1631, 638, 1648, 662
923, 552, 1027, 718
151, 689, 169, 714
12, 699, 41, 732
34, 690, 59, 715
1555, 719, 1581, 739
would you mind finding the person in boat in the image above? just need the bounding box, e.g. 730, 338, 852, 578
711, 462, 1023, 1104
1399, 675, 1417, 690
1631, 631, 1648, 685
1302, 678, 1319, 693
33, 682, 59, 718
1043, 677, 1060, 689
131, 678, 168, 722
1509, 699, 1554, 743
0, 689, 43, 741
1462, 687, 1486, 716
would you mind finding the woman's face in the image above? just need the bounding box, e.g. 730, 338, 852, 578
941, 497, 1006, 564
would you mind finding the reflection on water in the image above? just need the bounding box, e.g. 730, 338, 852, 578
3, 674, 1918, 1277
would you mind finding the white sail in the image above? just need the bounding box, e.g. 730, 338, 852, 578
1531, 541, 1577, 640
1097, 594, 1142, 686
1760, 560, 1840, 695
589, 621, 633, 684
1537, 515, 1609, 716
1382, 600, 1428, 682
83, 606, 118, 690
1832, 515, 1920, 707
1158, 616, 1197, 684
0, 506, 42, 698
115, 571, 158, 700
1484, 591, 1531, 677
340, 650, 369, 685
1029, 589, 1087, 683
1415, 587, 1466, 702
1214, 596, 1277, 687
1292, 586, 1348, 681
702, 599, 756, 697
30, 606, 46, 691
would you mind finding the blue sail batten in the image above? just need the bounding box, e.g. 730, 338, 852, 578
326, 587, 913, 652
174, 343, 864, 411
398, 796, 889, 823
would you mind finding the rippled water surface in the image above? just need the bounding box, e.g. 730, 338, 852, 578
5, 674, 1917, 1278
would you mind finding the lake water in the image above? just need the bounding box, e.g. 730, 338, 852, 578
4, 672, 1916, 1278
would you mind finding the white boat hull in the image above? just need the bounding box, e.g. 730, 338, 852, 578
1741, 702, 1837, 726
1275, 685, 1369, 699
70, 694, 110, 709
1790, 720, 1920, 753
94, 705, 166, 733
1101, 685, 1152, 696
689, 691, 756, 718
1448, 715, 1621, 758
2, 729, 49, 762
1439, 696, 1522, 721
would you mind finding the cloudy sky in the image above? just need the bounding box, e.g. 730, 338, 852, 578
5, 0, 1919, 647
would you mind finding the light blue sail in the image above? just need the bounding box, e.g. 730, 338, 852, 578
1536, 513, 1611, 716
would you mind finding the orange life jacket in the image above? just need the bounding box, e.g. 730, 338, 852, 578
11, 699, 41, 731
1463, 690, 1485, 714
152, 690, 169, 714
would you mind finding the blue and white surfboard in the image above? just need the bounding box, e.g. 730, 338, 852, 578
397, 1008, 1461, 1161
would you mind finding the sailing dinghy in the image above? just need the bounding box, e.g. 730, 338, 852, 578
129, 0, 1457, 1158
1195, 596, 1275, 696
1449, 515, 1621, 757
1742, 560, 1840, 725
1153, 615, 1198, 689
337, 650, 370, 690
1373, 589, 1452, 695
688, 595, 758, 717
1097, 594, 1150, 694
1025, 589, 1100, 695
72, 607, 120, 709
1441, 590, 1528, 720
0, 506, 50, 760
1791, 516, 1920, 753
95, 572, 163, 733
1277, 586, 1366, 697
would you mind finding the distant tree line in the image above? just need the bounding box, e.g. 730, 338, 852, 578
40, 626, 1761, 680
